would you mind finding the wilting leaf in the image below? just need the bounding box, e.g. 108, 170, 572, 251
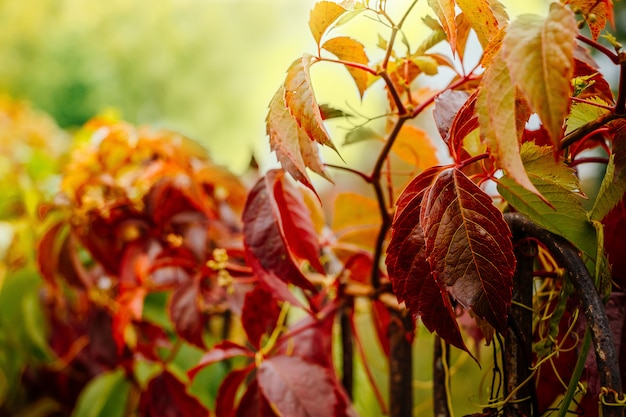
139, 370, 209, 417
497, 142, 597, 259
564, 0, 613, 40
502, 3, 577, 148
267, 85, 328, 193
322, 36, 370, 97
427, 0, 457, 55
477, 51, 540, 198
257, 356, 338, 417
241, 285, 281, 350
456, 0, 501, 48
284, 55, 339, 153
421, 169, 515, 333
433, 90, 470, 143
391, 125, 439, 170
454, 13, 472, 61
242, 171, 318, 293
445, 91, 479, 163
309, 1, 347, 46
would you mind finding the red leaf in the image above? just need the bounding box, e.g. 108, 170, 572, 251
188, 341, 254, 379
257, 356, 338, 417
169, 276, 208, 348
215, 366, 255, 417
386, 170, 469, 352
445, 91, 479, 163
241, 285, 281, 350
235, 378, 279, 417
271, 170, 325, 274
243, 170, 317, 293
421, 169, 515, 333
275, 307, 335, 367
139, 370, 210, 417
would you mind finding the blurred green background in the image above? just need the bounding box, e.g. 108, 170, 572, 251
0, 0, 319, 173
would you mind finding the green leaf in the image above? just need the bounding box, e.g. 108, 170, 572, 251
589, 153, 626, 222
502, 3, 577, 148
71, 368, 131, 417
477, 51, 540, 199
497, 142, 597, 259
308, 1, 347, 46
344, 126, 383, 145
565, 97, 610, 135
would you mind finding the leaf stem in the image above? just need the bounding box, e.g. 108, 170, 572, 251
577, 34, 620, 64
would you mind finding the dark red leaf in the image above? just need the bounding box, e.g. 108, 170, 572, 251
421, 168, 515, 333
215, 366, 255, 417
275, 305, 335, 367
241, 285, 281, 350
386, 180, 468, 352
139, 370, 210, 417
235, 378, 279, 417
188, 341, 254, 379
36, 221, 66, 289
257, 356, 337, 417
169, 276, 208, 348
243, 170, 318, 293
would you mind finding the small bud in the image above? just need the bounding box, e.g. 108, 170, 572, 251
577, 20, 586, 29
587, 13, 597, 23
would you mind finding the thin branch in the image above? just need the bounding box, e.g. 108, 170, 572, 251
560, 112, 624, 149
615, 57, 626, 114
577, 34, 620, 64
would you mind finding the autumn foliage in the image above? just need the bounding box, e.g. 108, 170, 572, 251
3, 0, 626, 416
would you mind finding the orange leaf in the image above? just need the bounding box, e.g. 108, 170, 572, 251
391, 125, 439, 170
502, 3, 577, 149
266, 84, 330, 194
321, 36, 370, 97
427, 0, 457, 55
332, 192, 380, 249
456, 0, 503, 48
565, 0, 614, 40
309, 1, 347, 46
284, 55, 340, 154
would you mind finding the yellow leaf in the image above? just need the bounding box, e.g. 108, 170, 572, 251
427, 0, 457, 54
456, 0, 503, 48
391, 125, 439, 170
309, 1, 347, 46
322, 36, 370, 97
